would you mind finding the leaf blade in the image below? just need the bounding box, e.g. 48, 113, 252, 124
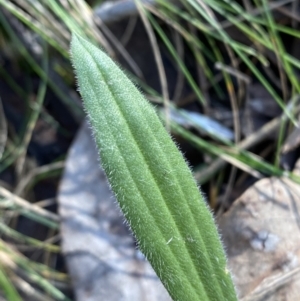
70, 34, 237, 301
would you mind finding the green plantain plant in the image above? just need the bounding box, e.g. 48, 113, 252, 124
70, 34, 238, 301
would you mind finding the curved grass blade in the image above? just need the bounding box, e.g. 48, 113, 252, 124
0, 263, 22, 301
70, 34, 237, 301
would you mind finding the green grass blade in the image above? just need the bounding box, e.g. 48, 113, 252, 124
147, 14, 207, 105
0, 241, 69, 301
0, 222, 60, 253
0, 7, 82, 121
70, 34, 237, 301
0, 263, 22, 301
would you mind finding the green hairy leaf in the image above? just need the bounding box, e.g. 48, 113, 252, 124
70, 34, 238, 301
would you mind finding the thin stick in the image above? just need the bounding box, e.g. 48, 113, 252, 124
136, 0, 170, 130
0, 186, 59, 223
